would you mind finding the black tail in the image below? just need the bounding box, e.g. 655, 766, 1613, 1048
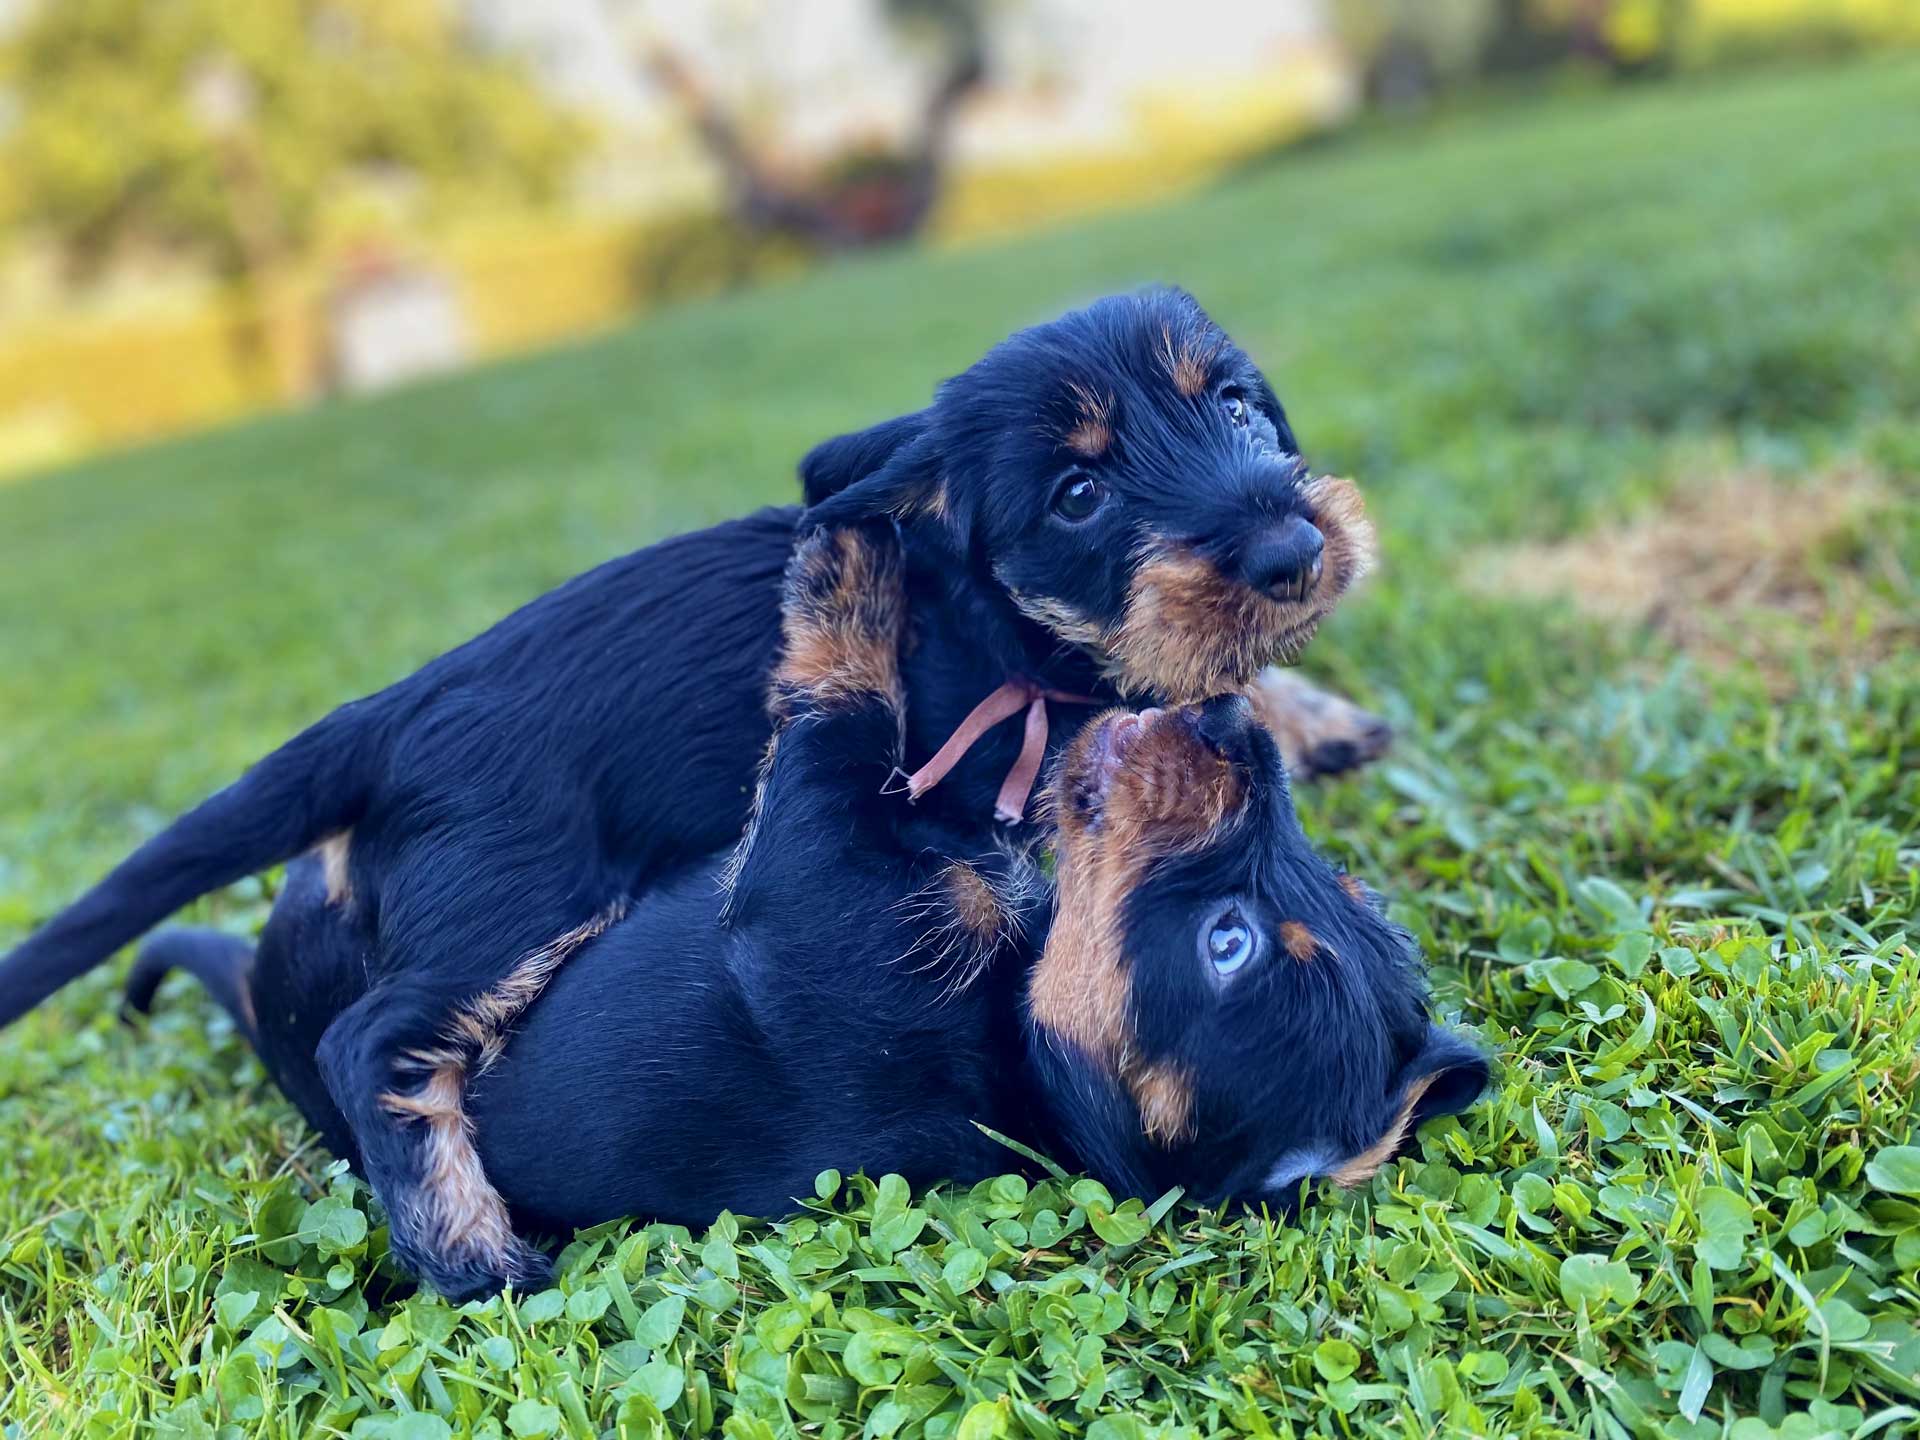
0, 707, 374, 1029
124, 928, 259, 1044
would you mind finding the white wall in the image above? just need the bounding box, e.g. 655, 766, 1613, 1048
464, 0, 1339, 167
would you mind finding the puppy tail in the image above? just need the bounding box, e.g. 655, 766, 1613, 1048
123, 928, 258, 1046
0, 705, 375, 1030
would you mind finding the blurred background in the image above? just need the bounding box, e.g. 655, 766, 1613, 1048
2, 0, 1915, 476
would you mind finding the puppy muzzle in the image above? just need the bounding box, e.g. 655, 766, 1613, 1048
1236, 514, 1326, 604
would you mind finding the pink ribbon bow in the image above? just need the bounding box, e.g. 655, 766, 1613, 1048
902, 678, 1100, 824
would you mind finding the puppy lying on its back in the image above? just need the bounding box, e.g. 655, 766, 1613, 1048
138, 523, 1487, 1287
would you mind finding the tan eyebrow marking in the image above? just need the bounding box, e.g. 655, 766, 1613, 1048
1064, 382, 1115, 458
1279, 921, 1318, 961
1158, 325, 1222, 398
1066, 419, 1110, 458
1172, 353, 1209, 398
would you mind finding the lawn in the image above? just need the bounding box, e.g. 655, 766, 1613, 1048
3, 56, 1919, 1440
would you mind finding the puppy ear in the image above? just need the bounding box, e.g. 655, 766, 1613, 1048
801, 430, 951, 537
1398, 1025, 1491, 1131
799, 410, 931, 506
1252, 375, 1300, 456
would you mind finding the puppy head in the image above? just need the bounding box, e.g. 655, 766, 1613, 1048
802, 289, 1374, 702
1029, 697, 1488, 1205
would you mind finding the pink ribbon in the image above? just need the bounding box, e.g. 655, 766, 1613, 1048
902, 678, 1099, 824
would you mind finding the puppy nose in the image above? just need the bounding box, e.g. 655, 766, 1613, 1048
1240, 516, 1324, 603
1195, 694, 1256, 758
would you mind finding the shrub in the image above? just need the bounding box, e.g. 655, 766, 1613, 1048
0, 0, 589, 282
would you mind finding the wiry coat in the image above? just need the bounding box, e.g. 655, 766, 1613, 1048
136, 523, 1485, 1280
6, 288, 1388, 1296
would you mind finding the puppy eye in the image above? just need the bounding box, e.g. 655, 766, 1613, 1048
1051, 474, 1106, 523
1205, 911, 1256, 976
1219, 388, 1251, 428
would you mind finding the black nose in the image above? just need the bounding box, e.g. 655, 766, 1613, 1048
1240, 516, 1325, 603
1194, 694, 1257, 759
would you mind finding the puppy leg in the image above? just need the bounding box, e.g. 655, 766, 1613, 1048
246, 853, 380, 1168
313, 843, 624, 1299
317, 973, 556, 1300
123, 929, 256, 1037
769, 519, 906, 724
725, 521, 910, 912
1244, 667, 1393, 781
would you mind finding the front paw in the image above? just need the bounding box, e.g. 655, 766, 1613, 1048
1245, 667, 1393, 781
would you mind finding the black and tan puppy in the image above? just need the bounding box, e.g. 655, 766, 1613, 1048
4, 288, 1386, 1296
136, 524, 1484, 1284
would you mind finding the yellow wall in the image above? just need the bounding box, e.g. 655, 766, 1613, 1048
0, 297, 258, 476
0, 220, 691, 479
1688, 0, 1920, 45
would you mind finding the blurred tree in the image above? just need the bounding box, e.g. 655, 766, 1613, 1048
1332, 0, 1501, 106
0, 0, 588, 283
642, 0, 989, 250
1333, 0, 1681, 105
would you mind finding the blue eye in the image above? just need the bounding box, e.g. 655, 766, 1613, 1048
1206, 914, 1255, 975
1219, 389, 1250, 427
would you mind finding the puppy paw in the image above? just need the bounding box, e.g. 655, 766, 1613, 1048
775, 521, 906, 711
1245, 667, 1393, 781
486, 1234, 557, 1297
392, 1225, 554, 1304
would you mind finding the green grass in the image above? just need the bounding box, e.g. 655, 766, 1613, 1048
4, 57, 1920, 1439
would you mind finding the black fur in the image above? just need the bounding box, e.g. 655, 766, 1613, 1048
124, 929, 255, 1038
3, 288, 1370, 1294
139, 527, 1485, 1286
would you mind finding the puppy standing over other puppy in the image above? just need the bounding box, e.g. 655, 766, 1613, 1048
3, 288, 1388, 1297
136, 523, 1486, 1277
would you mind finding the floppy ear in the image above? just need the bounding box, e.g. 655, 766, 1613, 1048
801, 430, 950, 536
799, 410, 931, 506
1252, 375, 1300, 456
1400, 1025, 1492, 1132
1256, 1024, 1489, 1204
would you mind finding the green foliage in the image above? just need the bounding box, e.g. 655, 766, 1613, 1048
3, 58, 1920, 1437
0, 0, 587, 276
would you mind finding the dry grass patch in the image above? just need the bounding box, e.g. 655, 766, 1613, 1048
1477, 466, 1915, 677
